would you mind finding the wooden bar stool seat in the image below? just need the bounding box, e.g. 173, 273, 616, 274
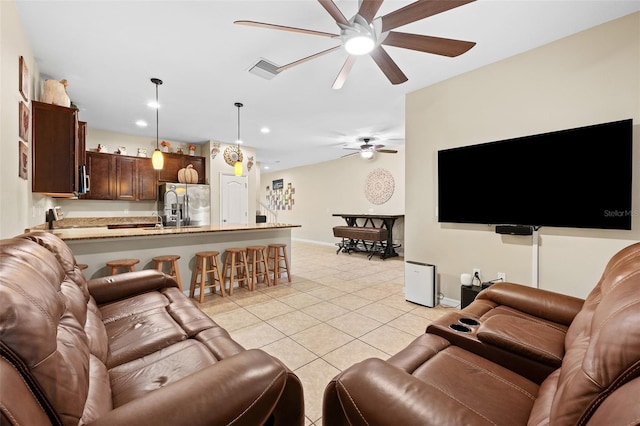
190, 251, 224, 303
153, 255, 183, 291
222, 248, 251, 294
267, 244, 291, 285
77, 263, 88, 271
246, 245, 271, 288
106, 258, 139, 275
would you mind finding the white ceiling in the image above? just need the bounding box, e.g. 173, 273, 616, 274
16, 1, 640, 172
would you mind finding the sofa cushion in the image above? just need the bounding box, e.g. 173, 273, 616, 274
105, 306, 188, 368
325, 345, 538, 426
109, 340, 217, 407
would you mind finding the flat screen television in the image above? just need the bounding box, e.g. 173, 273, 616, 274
437, 119, 633, 230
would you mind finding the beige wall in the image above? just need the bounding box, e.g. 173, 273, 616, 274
0, 0, 52, 239
260, 146, 405, 248
406, 13, 640, 300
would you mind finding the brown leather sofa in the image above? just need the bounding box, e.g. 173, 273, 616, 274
0, 231, 304, 425
324, 242, 640, 425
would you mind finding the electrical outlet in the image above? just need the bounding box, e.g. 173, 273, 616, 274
473, 268, 481, 278
498, 272, 506, 282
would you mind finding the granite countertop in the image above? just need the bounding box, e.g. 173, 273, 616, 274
27, 221, 300, 241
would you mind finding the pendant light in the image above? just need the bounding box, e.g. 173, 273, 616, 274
151, 78, 164, 170
234, 102, 244, 176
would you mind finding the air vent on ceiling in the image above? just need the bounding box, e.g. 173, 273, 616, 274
247, 58, 281, 80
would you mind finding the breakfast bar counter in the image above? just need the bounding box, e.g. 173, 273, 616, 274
30, 222, 301, 285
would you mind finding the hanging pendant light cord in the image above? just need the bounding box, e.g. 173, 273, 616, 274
156, 83, 159, 149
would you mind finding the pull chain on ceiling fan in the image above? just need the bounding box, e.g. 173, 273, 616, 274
235, 0, 476, 89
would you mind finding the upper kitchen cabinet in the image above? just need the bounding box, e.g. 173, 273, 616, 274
31, 101, 82, 197
158, 152, 206, 184
84, 152, 157, 201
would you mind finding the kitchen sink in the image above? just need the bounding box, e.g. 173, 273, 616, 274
107, 223, 157, 230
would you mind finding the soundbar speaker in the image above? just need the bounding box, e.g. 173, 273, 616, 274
495, 225, 533, 235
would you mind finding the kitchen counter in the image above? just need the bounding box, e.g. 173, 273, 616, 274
28, 220, 301, 285
42, 222, 300, 241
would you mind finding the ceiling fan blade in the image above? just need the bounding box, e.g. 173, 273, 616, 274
358, 0, 384, 22
234, 20, 339, 38
381, 0, 475, 32
277, 46, 342, 72
318, 0, 349, 25
332, 55, 357, 90
382, 31, 475, 57
376, 149, 398, 153
369, 46, 408, 85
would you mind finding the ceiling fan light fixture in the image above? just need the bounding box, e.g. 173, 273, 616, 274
341, 14, 376, 56
344, 35, 375, 55
360, 149, 375, 159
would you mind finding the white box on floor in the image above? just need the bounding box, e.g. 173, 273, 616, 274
404, 261, 436, 308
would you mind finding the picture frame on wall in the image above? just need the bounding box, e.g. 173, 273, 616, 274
19, 56, 29, 101
18, 141, 28, 180
19, 102, 29, 141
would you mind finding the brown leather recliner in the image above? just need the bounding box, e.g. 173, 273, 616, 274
324, 242, 640, 425
0, 231, 304, 425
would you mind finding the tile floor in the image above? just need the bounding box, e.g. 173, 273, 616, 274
196, 240, 458, 425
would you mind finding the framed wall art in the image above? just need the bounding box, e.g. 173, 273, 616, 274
19, 141, 28, 180
19, 56, 29, 101
19, 101, 29, 141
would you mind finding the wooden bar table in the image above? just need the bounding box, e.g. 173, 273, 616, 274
332, 213, 403, 259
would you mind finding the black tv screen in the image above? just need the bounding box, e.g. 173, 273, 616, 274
437, 119, 633, 230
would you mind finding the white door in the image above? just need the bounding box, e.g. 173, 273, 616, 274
220, 173, 248, 225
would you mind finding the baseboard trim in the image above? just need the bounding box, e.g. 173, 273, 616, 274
439, 296, 461, 309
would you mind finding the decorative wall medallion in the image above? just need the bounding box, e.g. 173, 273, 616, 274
365, 168, 395, 205
223, 145, 244, 166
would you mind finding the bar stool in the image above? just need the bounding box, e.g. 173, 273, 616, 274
106, 258, 139, 275
246, 245, 271, 288
267, 244, 291, 285
222, 248, 251, 295
153, 255, 183, 292
77, 263, 88, 271
190, 251, 224, 303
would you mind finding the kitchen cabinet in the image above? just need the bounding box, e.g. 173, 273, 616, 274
158, 152, 206, 184
85, 152, 157, 201
85, 152, 116, 200
31, 101, 81, 196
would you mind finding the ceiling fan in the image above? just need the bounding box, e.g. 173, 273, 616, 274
342, 137, 398, 159
235, 0, 476, 89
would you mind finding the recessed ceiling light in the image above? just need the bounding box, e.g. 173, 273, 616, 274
147, 101, 160, 109
135, 120, 148, 127
260, 127, 270, 134
264, 166, 270, 170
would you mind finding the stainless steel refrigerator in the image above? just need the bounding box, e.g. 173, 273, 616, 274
159, 183, 211, 227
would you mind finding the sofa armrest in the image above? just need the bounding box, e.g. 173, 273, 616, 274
88, 270, 178, 305
476, 282, 584, 326
86, 349, 290, 426
324, 357, 486, 426
476, 314, 565, 367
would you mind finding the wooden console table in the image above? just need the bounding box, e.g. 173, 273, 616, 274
332, 213, 403, 259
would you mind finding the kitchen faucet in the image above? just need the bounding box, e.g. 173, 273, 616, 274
150, 212, 163, 228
